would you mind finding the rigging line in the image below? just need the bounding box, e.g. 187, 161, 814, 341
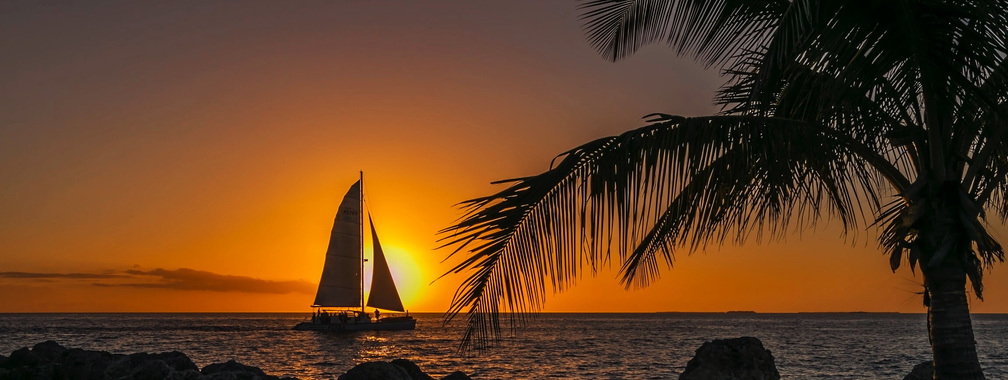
360, 179, 376, 217
361, 184, 375, 253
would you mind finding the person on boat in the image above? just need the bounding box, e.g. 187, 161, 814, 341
375, 309, 381, 321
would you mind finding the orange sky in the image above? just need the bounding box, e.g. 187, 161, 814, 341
2, 1, 1007, 313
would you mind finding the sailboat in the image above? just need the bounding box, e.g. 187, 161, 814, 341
293, 173, 417, 331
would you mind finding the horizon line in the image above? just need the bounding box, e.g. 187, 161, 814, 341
2, 311, 997, 315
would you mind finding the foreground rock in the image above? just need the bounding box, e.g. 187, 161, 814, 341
0, 341, 295, 380
903, 361, 932, 380
338, 360, 470, 380
679, 336, 780, 380
1, 341, 472, 380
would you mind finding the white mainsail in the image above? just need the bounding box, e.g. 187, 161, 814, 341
312, 181, 362, 307
365, 215, 405, 312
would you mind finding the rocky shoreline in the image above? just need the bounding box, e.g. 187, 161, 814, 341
1, 337, 926, 379
0, 341, 468, 380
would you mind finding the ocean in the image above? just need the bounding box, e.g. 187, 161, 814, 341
0, 313, 1005, 379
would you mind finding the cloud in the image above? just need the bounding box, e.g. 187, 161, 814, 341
0, 272, 125, 279
109, 268, 314, 294
1, 268, 314, 294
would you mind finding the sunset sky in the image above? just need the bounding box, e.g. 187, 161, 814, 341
3, 1, 1007, 313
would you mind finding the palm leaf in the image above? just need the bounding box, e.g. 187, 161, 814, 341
439, 114, 900, 351
578, 0, 786, 65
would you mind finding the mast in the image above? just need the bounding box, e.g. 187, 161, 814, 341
360, 170, 365, 314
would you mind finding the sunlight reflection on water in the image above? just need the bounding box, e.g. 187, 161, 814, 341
0, 313, 1005, 379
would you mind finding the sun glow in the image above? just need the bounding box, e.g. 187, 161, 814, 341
383, 245, 424, 309
363, 244, 424, 310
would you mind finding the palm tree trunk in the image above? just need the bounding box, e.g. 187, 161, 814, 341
924, 264, 984, 379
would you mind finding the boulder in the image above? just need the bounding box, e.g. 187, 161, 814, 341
390, 359, 434, 380
337, 360, 471, 380
337, 362, 412, 380
903, 361, 932, 380
679, 337, 780, 380
130, 359, 174, 380
107, 351, 201, 379
1, 341, 292, 380
150, 351, 200, 372
2, 347, 45, 379
440, 371, 472, 380
202, 359, 279, 380
63, 347, 119, 379
30, 341, 67, 362
4, 347, 38, 368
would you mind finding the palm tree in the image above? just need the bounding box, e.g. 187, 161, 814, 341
439, 1, 1008, 378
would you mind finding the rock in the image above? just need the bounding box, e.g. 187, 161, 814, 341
679, 336, 780, 380
391, 359, 434, 380
4, 347, 38, 368
2, 347, 45, 379
0, 341, 468, 380
202, 359, 279, 380
30, 341, 67, 362
150, 351, 200, 372
440, 371, 472, 380
104, 358, 133, 379
903, 361, 932, 380
2, 341, 293, 380
337, 361, 412, 380
337, 360, 469, 380
63, 347, 119, 379
131, 359, 174, 380
108, 351, 200, 380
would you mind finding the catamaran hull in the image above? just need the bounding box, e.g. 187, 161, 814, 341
292, 318, 416, 332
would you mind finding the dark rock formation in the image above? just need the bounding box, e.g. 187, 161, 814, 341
390, 359, 435, 380
0, 342, 470, 380
63, 347, 120, 379
679, 336, 780, 380
104, 351, 201, 380
337, 360, 468, 380
439, 371, 472, 380
337, 361, 412, 380
0, 341, 293, 380
903, 361, 932, 380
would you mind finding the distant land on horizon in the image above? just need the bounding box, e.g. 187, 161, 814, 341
0, 310, 948, 315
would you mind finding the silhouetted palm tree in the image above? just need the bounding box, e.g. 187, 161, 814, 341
440, 1, 1008, 378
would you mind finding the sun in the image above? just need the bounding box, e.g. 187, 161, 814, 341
378, 245, 424, 309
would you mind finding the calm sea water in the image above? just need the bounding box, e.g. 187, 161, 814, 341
0, 313, 1005, 379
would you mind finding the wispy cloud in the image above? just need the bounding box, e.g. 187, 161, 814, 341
110, 268, 314, 294
0, 272, 125, 279
1, 268, 313, 294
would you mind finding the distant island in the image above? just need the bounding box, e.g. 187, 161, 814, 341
653, 311, 757, 314
796, 311, 901, 315
650, 311, 907, 314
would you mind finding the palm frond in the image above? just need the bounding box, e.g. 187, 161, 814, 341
578, 0, 786, 65
441, 0, 1008, 364
439, 114, 898, 351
